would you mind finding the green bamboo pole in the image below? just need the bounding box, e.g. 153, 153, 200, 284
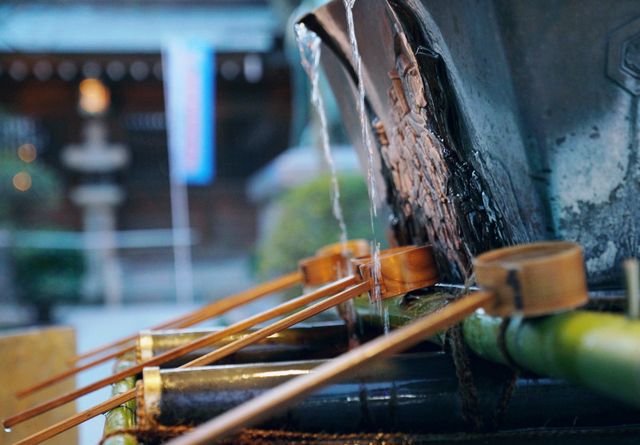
354, 293, 640, 409
102, 354, 138, 445
463, 310, 640, 408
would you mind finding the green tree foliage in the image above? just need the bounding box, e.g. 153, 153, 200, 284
13, 248, 83, 305
0, 150, 62, 225
256, 173, 385, 279
0, 149, 80, 321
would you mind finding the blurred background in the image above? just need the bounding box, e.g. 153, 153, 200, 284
0, 2, 383, 442
0, 0, 384, 328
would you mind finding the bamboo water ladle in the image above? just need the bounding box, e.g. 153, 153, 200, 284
165, 241, 588, 445
6, 244, 438, 445
14, 239, 369, 399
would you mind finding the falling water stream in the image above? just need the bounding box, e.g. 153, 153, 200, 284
343, 0, 378, 223
295, 23, 349, 252
295, 23, 359, 346
343, 0, 385, 329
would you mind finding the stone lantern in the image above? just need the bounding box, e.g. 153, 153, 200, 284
61, 78, 129, 305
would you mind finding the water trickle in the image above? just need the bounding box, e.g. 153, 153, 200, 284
296, 23, 361, 345
343, 0, 384, 315
369, 241, 386, 324
295, 23, 349, 251
371, 241, 382, 306
383, 306, 390, 335
343, 0, 378, 228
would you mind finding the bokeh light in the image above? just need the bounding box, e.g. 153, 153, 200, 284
12, 171, 32, 192
79, 78, 110, 115
17, 143, 37, 163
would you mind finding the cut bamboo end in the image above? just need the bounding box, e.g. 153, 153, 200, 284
473, 241, 588, 317
139, 367, 162, 430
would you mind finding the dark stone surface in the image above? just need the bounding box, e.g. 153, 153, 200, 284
302, 0, 640, 286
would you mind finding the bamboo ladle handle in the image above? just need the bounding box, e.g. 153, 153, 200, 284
15, 271, 303, 399
3, 275, 356, 429
16, 240, 371, 399
67, 239, 369, 364
10, 281, 369, 445
67, 270, 303, 365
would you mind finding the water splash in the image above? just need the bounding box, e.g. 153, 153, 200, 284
295, 23, 348, 251
4, 427, 12, 433
343, 0, 384, 312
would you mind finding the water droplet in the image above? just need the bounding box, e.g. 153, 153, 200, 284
4, 427, 12, 433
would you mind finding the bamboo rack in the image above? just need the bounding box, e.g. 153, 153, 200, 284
165, 241, 594, 444
7, 244, 437, 445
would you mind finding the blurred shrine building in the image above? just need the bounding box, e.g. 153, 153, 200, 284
0, 0, 293, 269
